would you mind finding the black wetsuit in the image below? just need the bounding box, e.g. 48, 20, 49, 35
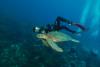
33, 16, 86, 34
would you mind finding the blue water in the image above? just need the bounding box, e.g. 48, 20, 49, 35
0, 0, 100, 67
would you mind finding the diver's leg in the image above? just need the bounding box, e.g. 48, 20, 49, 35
74, 23, 86, 31
53, 16, 72, 31
60, 26, 77, 34
55, 16, 72, 26
54, 16, 86, 33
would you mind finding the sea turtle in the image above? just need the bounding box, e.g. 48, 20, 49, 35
36, 31, 80, 52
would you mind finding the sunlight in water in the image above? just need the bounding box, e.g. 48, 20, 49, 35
91, 30, 99, 37
80, 0, 100, 37
80, 0, 93, 25
90, 0, 100, 37
90, 0, 100, 29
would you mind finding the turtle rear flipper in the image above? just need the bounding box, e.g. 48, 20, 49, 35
46, 39, 63, 52
71, 39, 80, 43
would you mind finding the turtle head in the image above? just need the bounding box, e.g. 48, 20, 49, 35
36, 34, 47, 39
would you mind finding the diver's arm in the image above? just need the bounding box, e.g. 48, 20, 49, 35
61, 26, 78, 34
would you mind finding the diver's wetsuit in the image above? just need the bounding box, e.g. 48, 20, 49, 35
33, 16, 86, 34
53, 16, 86, 33
53, 16, 77, 33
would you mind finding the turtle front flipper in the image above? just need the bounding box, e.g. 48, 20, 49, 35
42, 39, 49, 47
46, 39, 63, 52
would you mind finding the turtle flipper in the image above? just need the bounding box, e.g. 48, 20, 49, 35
71, 39, 80, 43
42, 39, 49, 47
46, 39, 63, 52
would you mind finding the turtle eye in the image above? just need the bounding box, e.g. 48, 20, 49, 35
37, 34, 42, 38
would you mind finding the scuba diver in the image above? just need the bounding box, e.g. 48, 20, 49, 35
32, 16, 86, 34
